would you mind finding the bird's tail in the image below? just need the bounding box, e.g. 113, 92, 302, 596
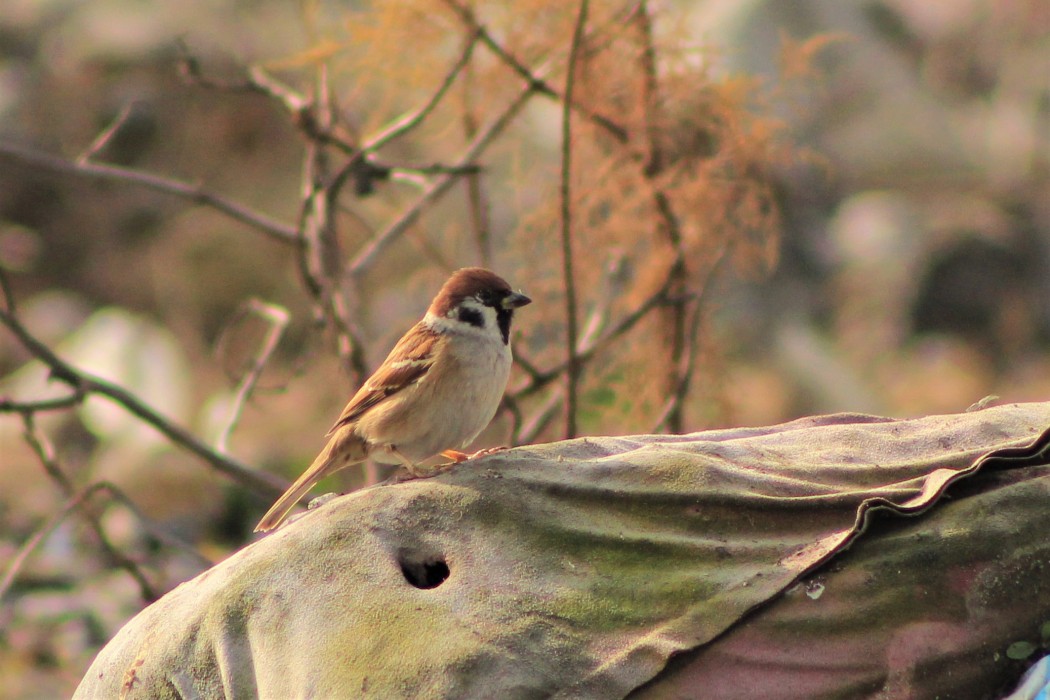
254, 430, 369, 533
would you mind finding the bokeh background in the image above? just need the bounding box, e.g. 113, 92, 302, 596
1, 0, 1048, 696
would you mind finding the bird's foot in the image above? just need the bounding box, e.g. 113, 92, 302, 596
468, 445, 509, 459
438, 446, 509, 466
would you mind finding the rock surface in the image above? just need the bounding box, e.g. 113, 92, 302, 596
74, 403, 1050, 699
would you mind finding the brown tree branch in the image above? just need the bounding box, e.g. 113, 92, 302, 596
517, 390, 565, 446
459, 32, 491, 267
0, 305, 287, 499
510, 278, 672, 400
215, 299, 291, 454
0, 393, 84, 413
349, 80, 537, 277
441, 0, 629, 143
77, 103, 136, 163
0, 142, 299, 245
0, 483, 108, 601
362, 32, 481, 153
290, 64, 371, 386
0, 474, 211, 604
559, 0, 589, 439
635, 0, 689, 432
17, 414, 159, 602
652, 245, 732, 432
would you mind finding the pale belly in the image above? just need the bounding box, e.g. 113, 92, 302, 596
361, 334, 511, 464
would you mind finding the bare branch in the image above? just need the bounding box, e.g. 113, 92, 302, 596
512, 348, 545, 385
0, 141, 298, 245
363, 32, 480, 153
248, 65, 311, 122
576, 252, 630, 352
327, 34, 480, 201
559, 0, 589, 439
18, 415, 159, 602
349, 81, 537, 277
0, 393, 84, 414
441, 0, 629, 143
77, 103, 136, 163
652, 245, 732, 432
386, 161, 481, 177
634, 0, 689, 432
19, 412, 73, 493
0, 483, 106, 601
517, 390, 564, 446
459, 33, 491, 267
0, 265, 14, 314
0, 305, 287, 498
0, 477, 212, 604
510, 278, 671, 400
90, 480, 214, 569
178, 47, 360, 156
283, 61, 370, 385
215, 299, 290, 454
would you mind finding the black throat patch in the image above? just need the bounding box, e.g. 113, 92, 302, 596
496, 308, 512, 344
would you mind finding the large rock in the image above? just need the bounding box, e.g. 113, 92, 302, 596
74, 403, 1050, 699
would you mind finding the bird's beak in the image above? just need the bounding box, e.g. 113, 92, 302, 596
502, 291, 532, 309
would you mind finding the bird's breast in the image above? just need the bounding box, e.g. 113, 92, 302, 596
360, 333, 511, 462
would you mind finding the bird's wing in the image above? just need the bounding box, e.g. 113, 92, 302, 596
327, 322, 439, 434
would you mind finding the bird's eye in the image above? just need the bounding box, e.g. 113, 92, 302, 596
476, 291, 494, 305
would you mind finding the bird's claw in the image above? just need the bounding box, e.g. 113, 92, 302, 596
469, 446, 509, 459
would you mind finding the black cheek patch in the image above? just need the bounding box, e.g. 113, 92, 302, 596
458, 307, 484, 328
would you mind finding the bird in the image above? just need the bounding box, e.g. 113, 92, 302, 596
254, 267, 531, 532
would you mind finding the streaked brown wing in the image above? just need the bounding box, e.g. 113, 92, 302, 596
327, 322, 439, 434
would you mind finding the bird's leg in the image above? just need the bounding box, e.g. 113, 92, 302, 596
388, 446, 426, 478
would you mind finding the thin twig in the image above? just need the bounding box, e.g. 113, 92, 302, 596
77, 103, 136, 163
0, 265, 14, 313
178, 48, 360, 156
327, 35, 480, 201
288, 61, 371, 386
576, 252, 630, 352
511, 349, 545, 385
441, 0, 629, 143
349, 80, 537, 277
19, 413, 71, 492
247, 66, 360, 155
559, 0, 589, 439
18, 415, 159, 601
0, 305, 287, 498
0, 483, 106, 601
517, 390, 565, 446
0, 142, 298, 245
0, 393, 84, 413
385, 161, 481, 176
0, 478, 212, 602
216, 299, 290, 454
459, 32, 491, 267
89, 480, 213, 568
363, 32, 480, 153
634, 0, 689, 432
510, 276, 671, 400
652, 244, 732, 432
635, 0, 663, 176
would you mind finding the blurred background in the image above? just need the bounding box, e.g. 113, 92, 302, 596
1, 0, 1048, 696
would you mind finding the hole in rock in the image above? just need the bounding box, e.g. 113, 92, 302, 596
398, 553, 450, 590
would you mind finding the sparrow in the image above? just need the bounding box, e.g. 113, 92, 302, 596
254, 267, 531, 532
